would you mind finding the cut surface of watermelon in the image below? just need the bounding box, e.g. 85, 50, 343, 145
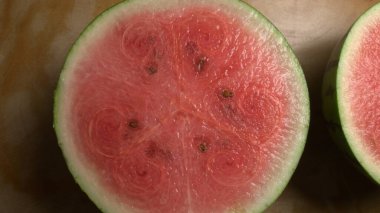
54, 0, 309, 212
324, 3, 380, 183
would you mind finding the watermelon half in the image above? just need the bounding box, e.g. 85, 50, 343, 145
54, 0, 310, 212
322, 3, 380, 184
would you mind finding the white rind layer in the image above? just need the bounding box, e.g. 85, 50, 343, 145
54, 0, 310, 212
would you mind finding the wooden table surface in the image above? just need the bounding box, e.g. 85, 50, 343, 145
1, 0, 380, 212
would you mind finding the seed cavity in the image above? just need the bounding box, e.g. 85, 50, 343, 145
128, 119, 139, 129
221, 89, 234, 98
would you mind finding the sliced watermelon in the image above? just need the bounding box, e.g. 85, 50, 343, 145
322, 3, 380, 184
54, 0, 310, 212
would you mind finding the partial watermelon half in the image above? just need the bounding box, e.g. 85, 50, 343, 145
54, 0, 310, 212
322, 3, 380, 184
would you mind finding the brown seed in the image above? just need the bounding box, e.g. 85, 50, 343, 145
128, 119, 139, 128
147, 66, 157, 75
199, 143, 208, 153
221, 89, 234, 98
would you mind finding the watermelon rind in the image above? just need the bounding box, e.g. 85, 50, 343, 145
54, 0, 310, 212
322, 3, 380, 184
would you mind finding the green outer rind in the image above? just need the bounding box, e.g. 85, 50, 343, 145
322, 2, 380, 184
53, 0, 310, 212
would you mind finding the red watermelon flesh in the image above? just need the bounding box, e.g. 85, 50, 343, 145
55, 1, 309, 213
345, 21, 380, 162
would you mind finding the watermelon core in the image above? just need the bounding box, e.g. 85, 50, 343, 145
55, 0, 309, 212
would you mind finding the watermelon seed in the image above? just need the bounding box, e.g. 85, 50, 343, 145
221, 89, 234, 98
199, 143, 208, 153
128, 119, 139, 128
147, 66, 157, 75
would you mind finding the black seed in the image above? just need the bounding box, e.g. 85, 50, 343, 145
147, 66, 158, 75
199, 143, 208, 153
196, 56, 208, 72
128, 119, 139, 128
221, 89, 234, 98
